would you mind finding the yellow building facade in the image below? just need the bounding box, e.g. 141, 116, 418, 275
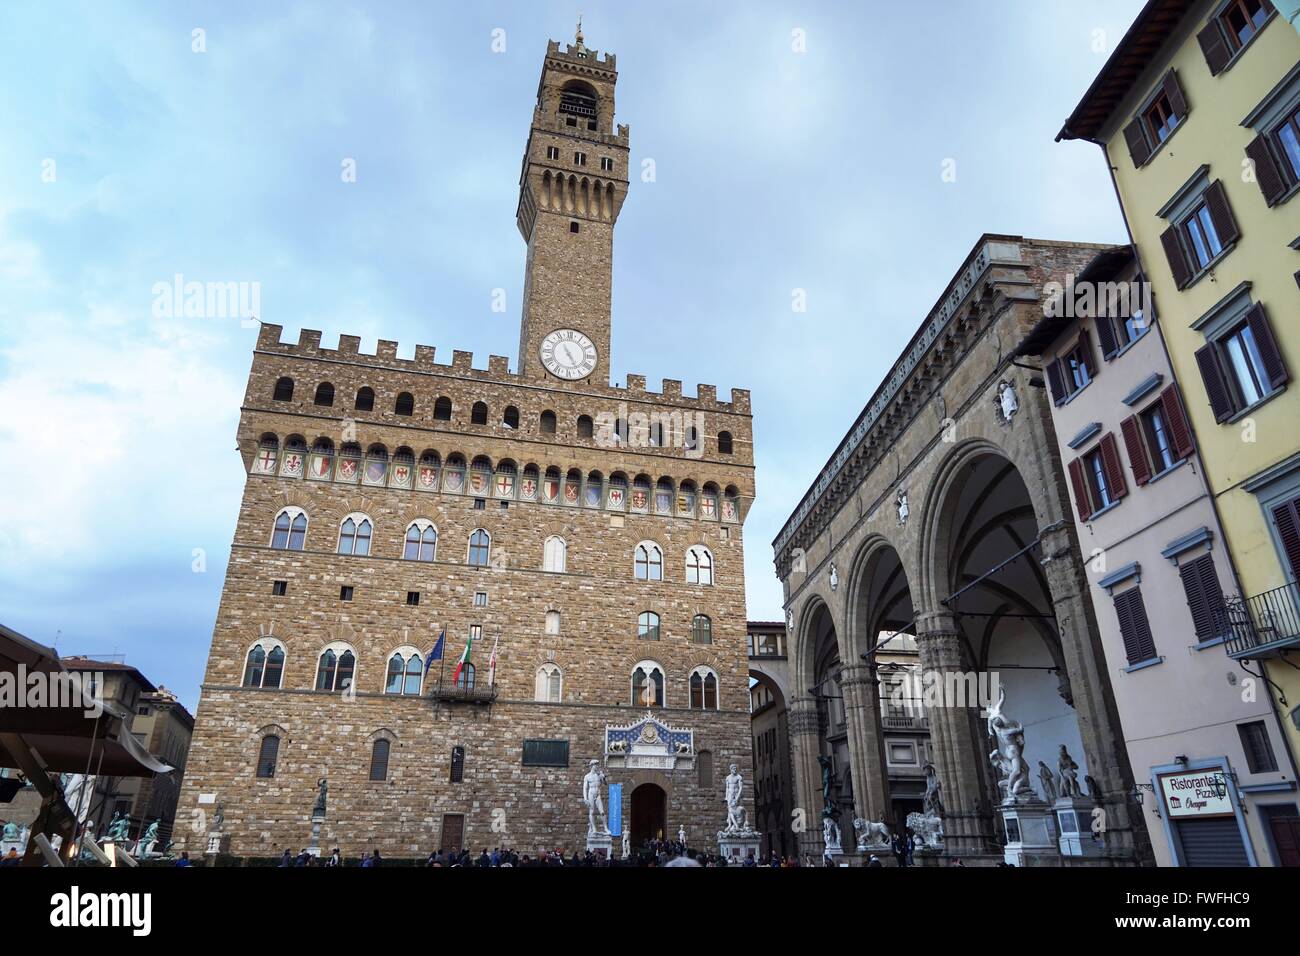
1061, 0, 1300, 857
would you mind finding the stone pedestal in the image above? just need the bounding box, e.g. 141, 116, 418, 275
717, 828, 761, 864
306, 812, 324, 858
205, 832, 229, 857
1054, 795, 1104, 858
586, 830, 612, 858
999, 797, 1059, 866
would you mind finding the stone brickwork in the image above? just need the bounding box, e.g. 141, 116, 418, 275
175, 33, 755, 860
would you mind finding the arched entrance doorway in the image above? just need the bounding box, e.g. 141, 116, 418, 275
629, 783, 667, 848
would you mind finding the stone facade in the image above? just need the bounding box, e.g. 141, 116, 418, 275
176, 34, 756, 860
774, 235, 1153, 865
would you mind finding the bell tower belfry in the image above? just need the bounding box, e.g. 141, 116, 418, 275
516, 25, 629, 385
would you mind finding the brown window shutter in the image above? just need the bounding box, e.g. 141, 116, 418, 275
1274, 499, 1300, 581
1245, 134, 1289, 206
1160, 385, 1196, 460
1122, 118, 1153, 167
1196, 21, 1232, 75
1162, 70, 1189, 120
1179, 554, 1226, 641
1101, 432, 1128, 501
1077, 329, 1096, 377
1195, 342, 1236, 422
1245, 303, 1289, 390
1160, 224, 1193, 289
1120, 415, 1152, 486
1095, 316, 1119, 358
1115, 588, 1156, 664
1203, 180, 1241, 246
1123, 117, 1154, 166
1046, 358, 1067, 405
1068, 458, 1093, 521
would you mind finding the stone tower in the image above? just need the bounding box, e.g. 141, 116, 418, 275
516, 29, 629, 385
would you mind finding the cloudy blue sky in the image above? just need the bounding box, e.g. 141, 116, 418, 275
0, 1, 1142, 710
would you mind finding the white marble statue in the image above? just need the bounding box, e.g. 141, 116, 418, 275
822, 815, 842, 851
582, 760, 609, 835
853, 818, 890, 850
998, 380, 1019, 422
678, 825, 686, 845
1058, 745, 1082, 798
724, 764, 749, 833
987, 687, 1032, 801
829, 562, 839, 592
906, 810, 944, 849
897, 488, 909, 525
923, 761, 945, 818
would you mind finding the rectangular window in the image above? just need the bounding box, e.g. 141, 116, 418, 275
406, 591, 420, 607
1144, 90, 1180, 144
1046, 332, 1095, 405
600, 156, 613, 171
1223, 322, 1269, 406
474, 591, 488, 607
1140, 404, 1176, 475
1114, 586, 1157, 665
546, 145, 559, 160
450, 745, 465, 783
522, 738, 570, 767
340, 585, 354, 601
474, 498, 485, 510
1183, 200, 1224, 269
1221, 0, 1271, 52
1086, 448, 1113, 511
574, 151, 587, 166
1196, 304, 1288, 421
272, 580, 287, 596
1239, 720, 1278, 773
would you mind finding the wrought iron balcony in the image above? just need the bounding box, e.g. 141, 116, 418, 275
428, 681, 498, 705
1222, 583, 1300, 661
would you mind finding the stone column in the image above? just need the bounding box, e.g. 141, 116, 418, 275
839, 663, 892, 827
786, 696, 825, 859
914, 610, 995, 855
1038, 521, 1151, 865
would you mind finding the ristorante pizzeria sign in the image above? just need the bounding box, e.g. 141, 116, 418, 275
1157, 768, 1233, 819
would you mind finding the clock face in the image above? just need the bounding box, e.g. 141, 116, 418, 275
540, 328, 598, 380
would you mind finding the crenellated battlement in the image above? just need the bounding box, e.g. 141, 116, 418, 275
546, 39, 616, 73
255, 324, 750, 413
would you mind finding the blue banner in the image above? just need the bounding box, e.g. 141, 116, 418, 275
608, 783, 622, 837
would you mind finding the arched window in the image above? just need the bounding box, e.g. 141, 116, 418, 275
635, 542, 663, 581
638, 611, 661, 642
687, 546, 714, 585
271, 508, 307, 550
632, 474, 651, 512
654, 477, 674, 515
722, 486, 740, 522
543, 536, 567, 573
338, 514, 373, 556
434, 396, 452, 421
243, 640, 285, 689
316, 645, 356, 692
467, 529, 491, 567
691, 614, 713, 645
369, 738, 390, 781
443, 454, 466, 493
540, 410, 557, 434
718, 431, 734, 455
503, 406, 520, 430
256, 734, 280, 778
678, 480, 698, 517
584, 470, 603, 508
404, 520, 437, 561
314, 382, 335, 407
545, 610, 561, 635
577, 414, 594, 439
536, 663, 563, 703
469, 456, 492, 496
471, 401, 488, 425
385, 648, 424, 696
395, 392, 415, 416
455, 662, 476, 691
631, 662, 665, 707
690, 667, 719, 709
354, 386, 375, 412
272, 377, 294, 402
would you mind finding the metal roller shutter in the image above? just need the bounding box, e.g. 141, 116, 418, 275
1175, 817, 1249, 866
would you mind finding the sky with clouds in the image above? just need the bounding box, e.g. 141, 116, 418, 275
0, 0, 1143, 710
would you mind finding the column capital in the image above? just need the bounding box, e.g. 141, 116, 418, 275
914, 608, 960, 638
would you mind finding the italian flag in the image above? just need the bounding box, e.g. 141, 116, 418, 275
451, 633, 473, 686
